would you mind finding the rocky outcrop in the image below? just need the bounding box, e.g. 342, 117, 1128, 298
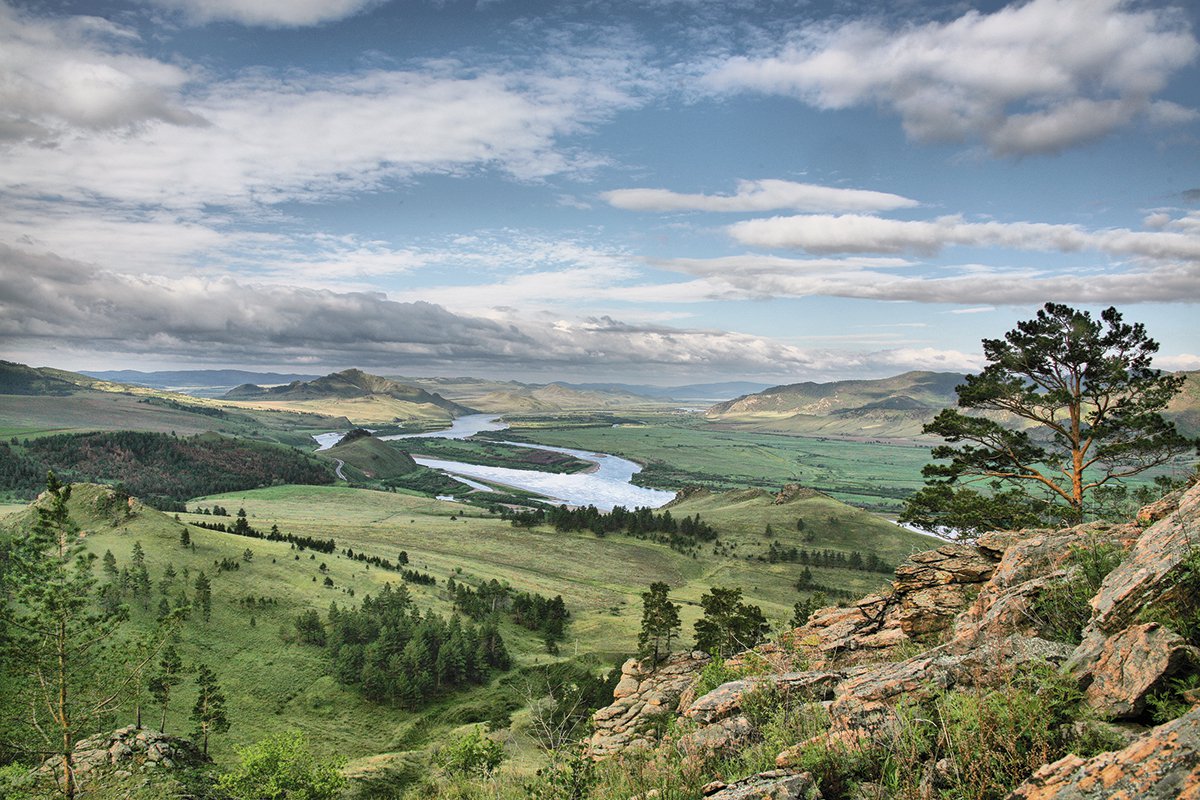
588, 480, 1200, 797
786, 543, 1000, 668
42, 726, 209, 788
587, 651, 710, 758
1009, 706, 1200, 799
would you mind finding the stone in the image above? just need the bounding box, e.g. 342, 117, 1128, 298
587, 651, 711, 759
1009, 705, 1200, 799
703, 769, 821, 800
1080, 623, 1199, 719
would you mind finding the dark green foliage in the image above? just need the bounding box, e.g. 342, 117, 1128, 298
790, 592, 828, 628
0, 431, 335, 501
901, 482, 1054, 537
1032, 539, 1125, 644
217, 731, 346, 800
0, 474, 141, 798
905, 304, 1196, 532
325, 583, 509, 709
295, 610, 326, 646
194, 572, 212, 623
637, 582, 680, 664
765, 542, 892, 572
450, 579, 569, 642
192, 518, 336, 554
501, 504, 716, 555
191, 664, 230, 756
694, 586, 769, 658
148, 643, 184, 733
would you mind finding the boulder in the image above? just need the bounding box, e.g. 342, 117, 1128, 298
703, 769, 822, 800
1009, 705, 1200, 799
1079, 623, 1199, 719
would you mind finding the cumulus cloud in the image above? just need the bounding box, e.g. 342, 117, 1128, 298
142, 0, 385, 27
727, 214, 1200, 261
602, 179, 919, 213
703, 0, 1198, 155
0, 2, 203, 143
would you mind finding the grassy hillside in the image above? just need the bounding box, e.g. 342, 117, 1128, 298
223, 369, 476, 426
1, 462, 935, 793
322, 431, 420, 479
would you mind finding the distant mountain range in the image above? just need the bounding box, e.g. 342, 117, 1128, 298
76, 369, 768, 405
707, 369, 1200, 439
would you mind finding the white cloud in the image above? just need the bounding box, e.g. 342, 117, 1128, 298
727, 214, 1200, 261
1157, 353, 1200, 371
602, 178, 919, 213
142, 0, 385, 27
0, 2, 203, 142
703, 0, 1198, 155
647, 253, 1200, 306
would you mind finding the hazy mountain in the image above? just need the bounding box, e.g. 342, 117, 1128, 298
82, 369, 321, 393
224, 368, 476, 417
567, 381, 774, 402
708, 371, 964, 416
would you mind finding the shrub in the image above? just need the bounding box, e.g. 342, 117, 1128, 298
217, 731, 346, 800
1031, 539, 1124, 644
434, 727, 505, 780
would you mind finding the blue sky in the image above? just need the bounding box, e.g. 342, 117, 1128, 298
2, 0, 1198, 383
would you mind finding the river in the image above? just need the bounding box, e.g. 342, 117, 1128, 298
314, 414, 676, 511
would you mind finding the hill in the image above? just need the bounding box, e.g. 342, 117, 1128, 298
223, 369, 477, 425
706, 369, 1200, 439
0, 360, 88, 396
321, 430, 419, 479
81, 369, 322, 397
0, 430, 335, 504
708, 371, 962, 419
385, 376, 666, 412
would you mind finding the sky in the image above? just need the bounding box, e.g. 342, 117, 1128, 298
2, 0, 1198, 384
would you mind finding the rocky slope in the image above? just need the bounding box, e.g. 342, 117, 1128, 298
587, 478, 1200, 798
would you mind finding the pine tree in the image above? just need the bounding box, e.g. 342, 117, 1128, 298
179, 527, 190, 547
0, 475, 165, 798
194, 572, 212, 622
637, 582, 681, 664
694, 586, 769, 658
149, 643, 184, 732
191, 663, 230, 755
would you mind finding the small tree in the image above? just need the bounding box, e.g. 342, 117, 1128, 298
148, 642, 184, 732
179, 527, 191, 547
435, 726, 505, 779
636, 582, 680, 664
194, 571, 212, 623
903, 303, 1195, 534
191, 663, 230, 755
217, 731, 345, 800
693, 586, 769, 658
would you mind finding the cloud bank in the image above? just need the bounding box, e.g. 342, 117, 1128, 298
704, 0, 1198, 155
142, 0, 386, 27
